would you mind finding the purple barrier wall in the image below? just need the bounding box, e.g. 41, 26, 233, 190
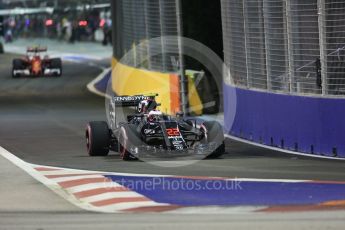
223, 84, 345, 158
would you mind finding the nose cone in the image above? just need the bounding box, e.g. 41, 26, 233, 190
32, 59, 41, 75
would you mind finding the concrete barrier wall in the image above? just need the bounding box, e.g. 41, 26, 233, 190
224, 83, 345, 158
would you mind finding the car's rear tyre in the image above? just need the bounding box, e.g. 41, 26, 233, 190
12, 59, 24, 78
200, 121, 225, 159
50, 58, 62, 77
118, 124, 141, 161
0, 42, 4, 54
86, 121, 110, 156
12, 68, 19, 78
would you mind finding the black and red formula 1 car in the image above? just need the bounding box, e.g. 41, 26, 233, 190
12, 46, 62, 78
85, 95, 225, 161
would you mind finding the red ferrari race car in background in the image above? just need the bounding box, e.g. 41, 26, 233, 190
12, 46, 62, 78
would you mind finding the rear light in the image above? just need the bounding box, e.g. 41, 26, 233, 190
79, 20, 88, 27
99, 19, 106, 28
45, 19, 53, 26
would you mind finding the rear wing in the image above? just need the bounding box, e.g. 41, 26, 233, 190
27, 46, 47, 53
112, 94, 157, 107
109, 94, 159, 129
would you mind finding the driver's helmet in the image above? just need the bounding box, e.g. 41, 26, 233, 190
138, 98, 157, 113
148, 110, 162, 122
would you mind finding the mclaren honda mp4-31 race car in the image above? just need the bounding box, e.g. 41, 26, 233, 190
86, 95, 225, 161
12, 46, 62, 78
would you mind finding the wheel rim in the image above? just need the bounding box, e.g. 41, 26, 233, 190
200, 125, 208, 144
86, 135, 90, 151
119, 133, 127, 159
86, 126, 92, 154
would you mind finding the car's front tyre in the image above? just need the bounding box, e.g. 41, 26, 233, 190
118, 124, 141, 161
12, 59, 24, 78
50, 58, 62, 77
12, 68, 19, 78
200, 121, 225, 159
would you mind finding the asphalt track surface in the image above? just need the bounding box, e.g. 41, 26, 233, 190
1, 53, 345, 230
0, 53, 344, 181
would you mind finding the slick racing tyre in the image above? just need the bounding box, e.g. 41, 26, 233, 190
50, 58, 62, 77
0, 42, 4, 54
200, 121, 225, 159
118, 124, 141, 161
12, 59, 25, 78
86, 121, 110, 156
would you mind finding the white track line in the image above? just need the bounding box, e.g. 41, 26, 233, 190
38, 170, 101, 176
0, 146, 99, 212
51, 174, 106, 183
224, 178, 308, 183
31, 163, 101, 173
66, 182, 123, 194
2, 145, 343, 214
80, 191, 146, 203
86, 67, 111, 98
32, 159, 322, 184
0, 147, 164, 213
100, 201, 167, 210
226, 134, 345, 161
166, 206, 262, 214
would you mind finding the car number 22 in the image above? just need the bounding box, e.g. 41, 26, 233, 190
166, 128, 180, 136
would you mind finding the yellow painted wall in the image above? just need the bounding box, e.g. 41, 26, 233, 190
111, 58, 180, 114
186, 73, 203, 115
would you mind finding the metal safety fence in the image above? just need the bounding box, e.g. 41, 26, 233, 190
112, 0, 180, 73
221, 0, 345, 96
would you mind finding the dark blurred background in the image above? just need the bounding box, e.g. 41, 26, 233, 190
0, 0, 112, 45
